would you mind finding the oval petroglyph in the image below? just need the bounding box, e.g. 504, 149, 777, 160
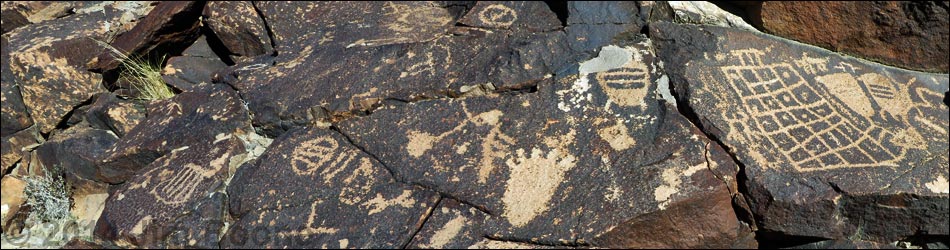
477, 4, 518, 28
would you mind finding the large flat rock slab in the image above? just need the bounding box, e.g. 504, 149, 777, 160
95, 84, 252, 184
223, 128, 439, 248
214, 1, 645, 137
339, 42, 753, 248
651, 22, 949, 242
95, 135, 245, 247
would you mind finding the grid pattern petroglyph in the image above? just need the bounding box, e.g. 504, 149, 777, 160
717, 49, 907, 171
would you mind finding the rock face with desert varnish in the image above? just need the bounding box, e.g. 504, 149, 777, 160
1, 1, 947, 249
652, 21, 949, 242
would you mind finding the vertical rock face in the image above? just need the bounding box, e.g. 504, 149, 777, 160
652, 22, 949, 242
0, 36, 32, 138
223, 128, 439, 249
160, 36, 229, 91
1, 175, 27, 229
89, 1, 204, 73
201, 1, 273, 60
746, 1, 950, 73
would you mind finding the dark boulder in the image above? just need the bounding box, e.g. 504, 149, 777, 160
652, 21, 949, 242
95, 84, 252, 184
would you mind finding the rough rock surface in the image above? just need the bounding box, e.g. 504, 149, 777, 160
747, 1, 950, 73
2, 1, 154, 134
0, 1, 96, 34
201, 1, 273, 60
224, 128, 439, 248
0, 37, 33, 138
3, 1, 949, 249
32, 125, 117, 185
216, 1, 645, 136
90, 1, 204, 73
652, 22, 949, 242
0, 127, 40, 176
160, 36, 229, 91
96, 135, 245, 247
83, 93, 146, 138
339, 42, 753, 248
95, 84, 252, 184
0, 175, 27, 229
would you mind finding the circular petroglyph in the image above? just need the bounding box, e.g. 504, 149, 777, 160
477, 4, 517, 28
292, 136, 339, 175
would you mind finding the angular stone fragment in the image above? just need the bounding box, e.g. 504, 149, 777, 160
33, 126, 117, 183
160, 36, 229, 91
90, 1, 204, 73
223, 128, 438, 248
95, 84, 252, 184
0, 1, 96, 34
95, 135, 245, 247
3, 2, 154, 134
651, 22, 949, 242
83, 93, 146, 138
1, 127, 40, 175
339, 42, 751, 248
1, 175, 27, 230
666, 1, 758, 32
747, 1, 949, 73
201, 1, 273, 60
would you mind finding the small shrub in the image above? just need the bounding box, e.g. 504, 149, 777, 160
22, 171, 71, 223
93, 39, 175, 101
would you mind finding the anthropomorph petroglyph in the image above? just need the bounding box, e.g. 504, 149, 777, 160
406, 103, 513, 183
401, 43, 452, 79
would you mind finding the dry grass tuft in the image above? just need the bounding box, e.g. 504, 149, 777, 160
93, 39, 175, 101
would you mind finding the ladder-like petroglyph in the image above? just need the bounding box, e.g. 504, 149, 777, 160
711, 48, 941, 172
150, 163, 219, 205
595, 58, 652, 107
